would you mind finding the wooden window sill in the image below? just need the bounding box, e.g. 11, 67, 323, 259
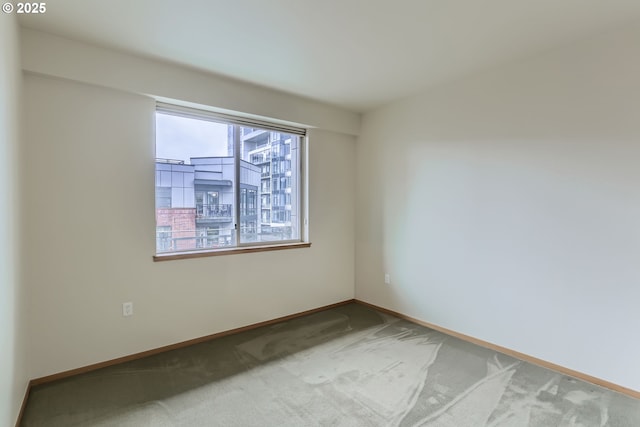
153, 242, 311, 262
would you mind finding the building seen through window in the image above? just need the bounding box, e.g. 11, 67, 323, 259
155, 109, 302, 254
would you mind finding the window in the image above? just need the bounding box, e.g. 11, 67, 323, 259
156, 226, 172, 251
154, 103, 305, 256
155, 187, 171, 208
196, 226, 227, 249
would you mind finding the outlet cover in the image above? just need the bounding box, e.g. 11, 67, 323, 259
122, 302, 133, 317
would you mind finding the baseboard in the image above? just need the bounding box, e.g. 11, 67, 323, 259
25, 297, 639, 405
354, 299, 640, 400
15, 382, 32, 427
30, 299, 356, 387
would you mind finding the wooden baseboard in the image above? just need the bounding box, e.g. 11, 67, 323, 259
25, 297, 640, 408
354, 299, 640, 400
15, 382, 31, 427
30, 299, 355, 387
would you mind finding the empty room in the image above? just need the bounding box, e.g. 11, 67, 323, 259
2, 1, 640, 426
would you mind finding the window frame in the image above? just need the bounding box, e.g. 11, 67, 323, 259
153, 103, 309, 261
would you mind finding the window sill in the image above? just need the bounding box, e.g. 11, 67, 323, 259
153, 242, 311, 262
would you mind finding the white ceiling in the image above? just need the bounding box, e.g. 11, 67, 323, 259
19, 0, 640, 112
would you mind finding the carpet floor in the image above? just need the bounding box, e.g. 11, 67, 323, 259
21, 303, 640, 426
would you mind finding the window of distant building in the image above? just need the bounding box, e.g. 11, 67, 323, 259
156, 226, 172, 252
154, 103, 307, 259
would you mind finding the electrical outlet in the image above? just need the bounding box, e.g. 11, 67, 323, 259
384, 273, 391, 285
122, 302, 133, 317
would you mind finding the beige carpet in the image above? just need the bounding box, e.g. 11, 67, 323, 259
21, 303, 640, 426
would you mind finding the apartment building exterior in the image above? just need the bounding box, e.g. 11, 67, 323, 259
155, 128, 299, 252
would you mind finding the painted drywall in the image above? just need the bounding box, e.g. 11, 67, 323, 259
356, 23, 640, 391
20, 28, 360, 136
0, 14, 26, 426
22, 72, 356, 378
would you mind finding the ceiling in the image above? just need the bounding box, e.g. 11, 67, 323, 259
19, 0, 640, 112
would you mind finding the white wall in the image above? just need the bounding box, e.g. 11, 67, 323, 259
20, 28, 360, 137
0, 14, 26, 426
356, 23, 640, 391
22, 46, 356, 377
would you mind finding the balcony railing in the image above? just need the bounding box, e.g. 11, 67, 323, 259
196, 203, 232, 219
155, 158, 185, 165
251, 154, 271, 164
